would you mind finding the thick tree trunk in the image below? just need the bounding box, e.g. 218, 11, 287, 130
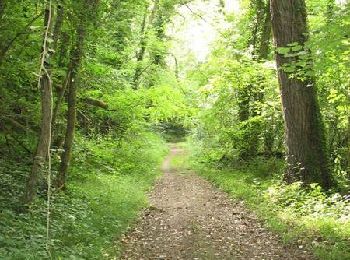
270, 0, 332, 189
23, 5, 53, 205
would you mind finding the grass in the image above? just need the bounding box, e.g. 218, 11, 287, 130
50, 171, 161, 259
0, 132, 168, 259
172, 142, 350, 260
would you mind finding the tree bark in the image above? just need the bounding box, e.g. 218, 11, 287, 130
23, 5, 53, 205
56, 24, 86, 190
55, 0, 99, 189
270, 0, 332, 189
52, 3, 64, 51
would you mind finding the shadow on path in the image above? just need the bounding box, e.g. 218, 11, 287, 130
120, 144, 314, 260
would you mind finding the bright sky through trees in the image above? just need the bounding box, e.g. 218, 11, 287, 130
169, 0, 240, 62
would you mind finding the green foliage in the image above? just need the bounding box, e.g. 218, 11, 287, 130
307, 3, 350, 175
188, 0, 349, 183
1, 0, 349, 258
188, 147, 350, 260
0, 133, 168, 259
190, 53, 283, 163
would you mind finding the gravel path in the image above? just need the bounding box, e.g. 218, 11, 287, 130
120, 146, 314, 260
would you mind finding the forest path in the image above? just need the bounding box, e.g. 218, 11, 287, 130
120, 144, 313, 260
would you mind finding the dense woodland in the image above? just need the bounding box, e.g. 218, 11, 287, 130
0, 0, 349, 259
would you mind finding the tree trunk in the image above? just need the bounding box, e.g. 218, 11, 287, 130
238, 0, 271, 160
153, 14, 166, 66
52, 3, 64, 51
258, 0, 271, 60
133, 8, 148, 88
0, 0, 5, 19
55, 0, 99, 189
133, 0, 159, 88
23, 5, 53, 205
249, 0, 265, 56
56, 25, 86, 190
270, 0, 332, 189
347, 103, 350, 173
51, 32, 70, 134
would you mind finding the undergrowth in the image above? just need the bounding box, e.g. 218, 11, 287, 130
181, 141, 350, 260
0, 131, 168, 259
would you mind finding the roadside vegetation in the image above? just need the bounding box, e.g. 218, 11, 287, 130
0, 0, 349, 259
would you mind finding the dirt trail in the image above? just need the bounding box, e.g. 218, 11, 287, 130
121, 145, 313, 260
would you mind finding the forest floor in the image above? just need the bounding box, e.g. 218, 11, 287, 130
120, 145, 314, 260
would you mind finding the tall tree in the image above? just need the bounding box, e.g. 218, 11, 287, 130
23, 2, 53, 204
258, 0, 271, 60
133, 0, 160, 88
56, 0, 99, 189
270, 0, 332, 189
237, 0, 272, 160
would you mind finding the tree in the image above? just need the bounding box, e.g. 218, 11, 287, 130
56, 0, 99, 189
23, 2, 53, 205
270, 0, 332, 189
237, 0, 272, 160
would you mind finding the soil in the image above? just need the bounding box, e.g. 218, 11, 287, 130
120, 146, 314, 260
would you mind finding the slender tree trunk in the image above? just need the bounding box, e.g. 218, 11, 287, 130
326, 0, 336, 22
133, 0, 159, 88
56, 25, 86, 190
153, 14, 166, 66
347, 113, 350, 173
270, 0, 332, 189
257, 0, 275, 156
52, 70, 71, 129
258, 0, 271, 60
237, 87, 252, 160
0, 0, 5, 19
249, 0, 265, 56
55, 0, 99, 189
133, 8, 148, 88
52, 3, 64, 51
238, 0, 271, 160
52, 32, 70, 130
51, 3, 66, 142
23, 4, 53, 205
